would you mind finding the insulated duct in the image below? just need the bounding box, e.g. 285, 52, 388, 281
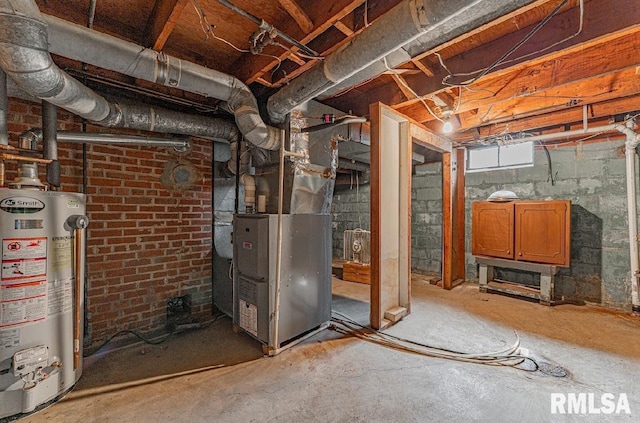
0, 2, 240, 143
39, 10, 279, 150
268, 0, 535, 119
0, 68, 8, 145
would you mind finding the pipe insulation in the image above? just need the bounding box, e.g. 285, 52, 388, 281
267, 0, 535, 119
0, 2, 241, 144
0, 69, 8, 145
320, 0, 536, 99
41, 12, 280, 150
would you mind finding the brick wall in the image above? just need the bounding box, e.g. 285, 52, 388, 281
7, 98, 213, 343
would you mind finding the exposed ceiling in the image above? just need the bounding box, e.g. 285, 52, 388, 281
35, 0, 640, 147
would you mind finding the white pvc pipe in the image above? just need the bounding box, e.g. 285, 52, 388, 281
516, 124, 619, 144
271, 129, 286, 352
620, 120, 640, 312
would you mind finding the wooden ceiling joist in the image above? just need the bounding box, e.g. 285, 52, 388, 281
397, 27, 640, 124
277, 0, 313, 34
350, 0, 640, 117
450, 94, 640, 143
146, 0, 189, 50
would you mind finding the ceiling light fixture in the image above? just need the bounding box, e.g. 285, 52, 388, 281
442, 111, 453, 134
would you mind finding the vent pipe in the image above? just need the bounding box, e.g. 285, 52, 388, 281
0, 69, 8, 146
19, 129, 192, 150
267, 0, 535, 121
0, 3, 240, 144
41, 12, 279, 150
320, 0, 536, 99
42, 101, 60, 187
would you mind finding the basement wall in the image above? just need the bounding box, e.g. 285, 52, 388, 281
465, 137, 632, 309
6, 98, 214, 344
331, 136, 634, 310
331, 163, 444, 275
331, 184, 370, 259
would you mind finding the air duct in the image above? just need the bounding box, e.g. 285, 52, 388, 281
39, 11, 279, 150
0, 2, 241, 144
19, 128, 192, 150
268, 0, 535, 119
0, 69, 8, 146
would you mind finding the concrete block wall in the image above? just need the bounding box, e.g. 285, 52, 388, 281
465, 137, 632, 309
331, 163, 443, 275
331, 184, 370, 259
6, 98, 214, 343
411, 162, 443, 273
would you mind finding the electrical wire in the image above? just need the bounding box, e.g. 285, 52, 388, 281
84, 313, 228, 357
382, 57, 444, 123
330, 311, 541, 371
540, 142, 557, 186
438, 0, 579, 87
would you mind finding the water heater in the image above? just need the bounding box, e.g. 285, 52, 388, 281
0, 189, 87, 420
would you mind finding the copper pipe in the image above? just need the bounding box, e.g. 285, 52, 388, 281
0, 153, 52, 164
73, 226, 84, 369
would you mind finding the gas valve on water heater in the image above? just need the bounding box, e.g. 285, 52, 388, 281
0, 156, 88, 419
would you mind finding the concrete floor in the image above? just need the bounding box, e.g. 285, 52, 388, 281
19, 276, 640, 422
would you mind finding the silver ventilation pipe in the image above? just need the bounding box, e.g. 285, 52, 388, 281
41, 13, 280, 150
0, 69, 8, 145
42, 101, 60, 187
0, 2, 240, 144
19, 128, 191, 150
320, 0, 535, 98
267, 0, 535, 120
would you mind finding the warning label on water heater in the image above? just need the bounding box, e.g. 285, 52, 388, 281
0, 237, 48, 328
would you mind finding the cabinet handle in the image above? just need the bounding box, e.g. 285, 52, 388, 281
518, 252, 522, 256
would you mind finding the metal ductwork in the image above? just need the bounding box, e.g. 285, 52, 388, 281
19, 128, 192, 150
37, 10, 279, 150
0, 69, 9, 145
267, 0, 535, 120
0, 2, 240, 144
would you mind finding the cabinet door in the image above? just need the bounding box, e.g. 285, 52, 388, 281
472, 202, 514, 259
515, 201, 570, 266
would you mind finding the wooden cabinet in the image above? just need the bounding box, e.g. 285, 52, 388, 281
472, 202, 514, 259
472, 200, 570, 267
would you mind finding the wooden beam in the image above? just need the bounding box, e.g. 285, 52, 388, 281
278, 0, 314, 34
442, 151, 453, 289
397, 28, 640, 124
145, 0, 189, 50
370, 101, 382, 330
266, 0, 403, 88
453, 148, 465, 281
232, 0, 366, 84
390, 74, 417, 101
410, 124, 452, 153
455, 66, 640, 130
412, 58, 434, 77
354, 0, 640, 117
451, 94, 640, 144
334, 20, 354, 36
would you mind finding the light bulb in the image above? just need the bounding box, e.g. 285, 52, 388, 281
442, 120, 453, 133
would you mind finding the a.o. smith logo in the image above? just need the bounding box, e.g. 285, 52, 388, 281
0, 197, 45, 214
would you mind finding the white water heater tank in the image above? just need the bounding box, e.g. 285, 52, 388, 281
0, 189, 87, 420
